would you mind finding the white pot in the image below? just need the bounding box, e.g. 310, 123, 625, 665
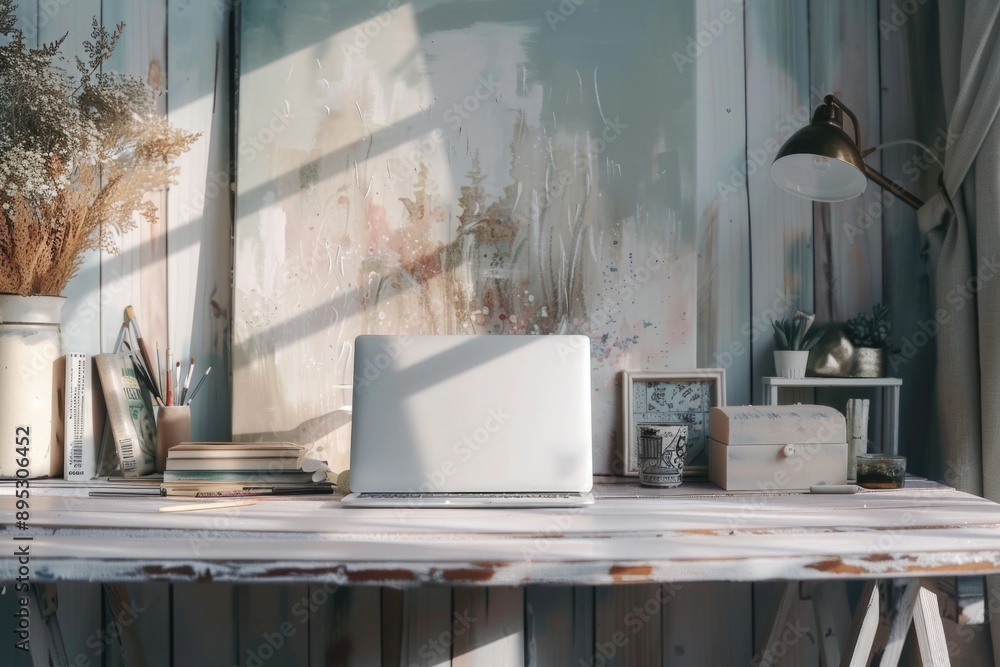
774, 350, 809, 379
0, 294, 66, 479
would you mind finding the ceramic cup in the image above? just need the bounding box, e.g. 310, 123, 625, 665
155, 405, 191, 473
638, 424, 687, 488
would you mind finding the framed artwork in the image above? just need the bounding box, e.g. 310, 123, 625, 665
622, 369, 726, 477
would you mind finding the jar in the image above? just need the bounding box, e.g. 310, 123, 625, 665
0, 294, 66, 478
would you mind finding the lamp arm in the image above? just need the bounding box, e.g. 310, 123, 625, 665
862, 164, 924, 209
825, 94, 861, 148
825, 94, 925, 209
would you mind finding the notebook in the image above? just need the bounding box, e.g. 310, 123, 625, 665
341, 334, 594, 508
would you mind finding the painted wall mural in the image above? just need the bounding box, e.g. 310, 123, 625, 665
234, 0, 698, 473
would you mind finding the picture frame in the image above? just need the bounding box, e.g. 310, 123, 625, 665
621, 369, 726, 478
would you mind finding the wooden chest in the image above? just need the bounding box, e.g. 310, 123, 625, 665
708, 405, 848, 491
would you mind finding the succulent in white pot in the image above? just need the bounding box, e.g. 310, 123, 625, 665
772, 311, 824, 379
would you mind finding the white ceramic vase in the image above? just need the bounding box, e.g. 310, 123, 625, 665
774, 350, 809, 379
0, 294, 66, 478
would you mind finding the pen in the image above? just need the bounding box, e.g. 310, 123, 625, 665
156, 343, 164, 403
180, 357, 195, 405
185, 366, 211, 405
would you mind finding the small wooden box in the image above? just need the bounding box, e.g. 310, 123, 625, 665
708, 405, 848, 491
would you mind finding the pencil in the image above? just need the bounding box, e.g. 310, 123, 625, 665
156, 343, 164, 402
125, 306, 160, 398
185, 366, 212, 405
180, 357, 195, 405
159, 499, 257, 513
113, 322, 128, 354
165, 348, 173, 406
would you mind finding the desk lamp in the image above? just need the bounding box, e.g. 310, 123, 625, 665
771, 94, 924, 209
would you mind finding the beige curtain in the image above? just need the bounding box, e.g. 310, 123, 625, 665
917, 0, 1000, 658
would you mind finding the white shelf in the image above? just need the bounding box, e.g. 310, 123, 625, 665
761, 376, 901, 456
762, 376, 902, 387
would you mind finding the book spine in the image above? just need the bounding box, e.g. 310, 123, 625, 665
63, 353, 94, 479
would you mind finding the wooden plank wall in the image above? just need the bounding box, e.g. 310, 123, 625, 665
1, 0, 941, 665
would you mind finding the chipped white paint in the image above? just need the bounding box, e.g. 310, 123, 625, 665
4, 482, 1000, 586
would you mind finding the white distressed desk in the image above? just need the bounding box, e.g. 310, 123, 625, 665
2, 479, 999, 586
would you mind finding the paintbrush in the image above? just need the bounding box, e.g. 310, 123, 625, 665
180, 357, 195, 405
125, 306, 161, 400
165, 347, 173, 406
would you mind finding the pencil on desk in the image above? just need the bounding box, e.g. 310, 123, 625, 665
159, 499, 257, 513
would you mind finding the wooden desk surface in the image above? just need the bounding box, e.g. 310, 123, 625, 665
3, 479, 1000, 586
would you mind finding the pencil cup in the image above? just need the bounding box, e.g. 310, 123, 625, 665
638, 424, 687, 488
156, 406, 191, 473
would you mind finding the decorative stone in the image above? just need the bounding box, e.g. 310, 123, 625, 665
807, 325, 856, 377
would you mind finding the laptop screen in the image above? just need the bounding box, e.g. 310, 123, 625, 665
349, 335, 593, 493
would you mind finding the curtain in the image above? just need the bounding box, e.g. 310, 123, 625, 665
917, 0, 1000, 659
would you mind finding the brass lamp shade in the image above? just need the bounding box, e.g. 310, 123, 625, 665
771, 102, 868, 202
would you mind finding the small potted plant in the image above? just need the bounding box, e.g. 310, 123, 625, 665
844, 303, 891, 377
772, 311, 824, 378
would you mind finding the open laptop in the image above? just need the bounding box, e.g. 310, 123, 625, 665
341, 335, 594, 507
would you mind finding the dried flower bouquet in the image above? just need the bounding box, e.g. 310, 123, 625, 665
0, 1, 198, 295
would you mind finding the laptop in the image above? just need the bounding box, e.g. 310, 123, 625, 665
341, 335, 594, 507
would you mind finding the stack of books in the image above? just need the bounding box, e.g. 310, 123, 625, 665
162, 442, 332, 497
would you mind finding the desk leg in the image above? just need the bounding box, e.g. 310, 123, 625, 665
758, 583, 798, 667
25, 584, 68, 667
838, 581, 879, 667
880, 580, 952, 667
103, 583, 148, 667
912, 586, 952, 666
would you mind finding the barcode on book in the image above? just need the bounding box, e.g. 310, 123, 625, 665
120, 438, 137, 471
